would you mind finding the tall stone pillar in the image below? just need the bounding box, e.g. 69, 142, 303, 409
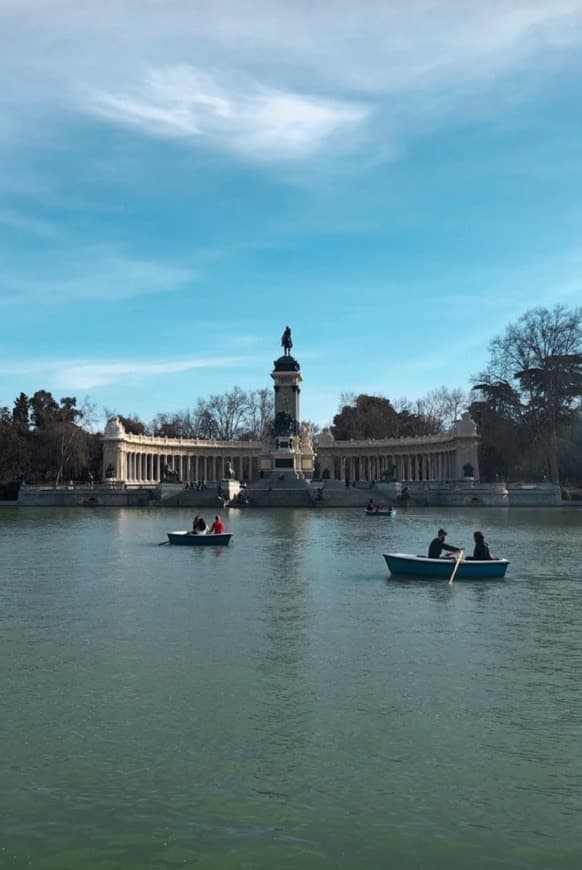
266, 329, 315, 479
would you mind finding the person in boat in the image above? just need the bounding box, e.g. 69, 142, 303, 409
428, 528, 461, 559
192, 514, 207, 534
209, 514, 225, 535
468, 530, 492, 560
367, 499, 374, 511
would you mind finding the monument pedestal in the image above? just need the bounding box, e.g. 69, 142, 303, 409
219, 479, 241, 500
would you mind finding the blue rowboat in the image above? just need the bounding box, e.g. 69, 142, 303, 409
365, 509, 396, 517
167, 531, 232, 546
384, 552, 509, 580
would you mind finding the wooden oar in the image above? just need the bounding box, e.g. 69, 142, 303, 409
449, 548, 464, 585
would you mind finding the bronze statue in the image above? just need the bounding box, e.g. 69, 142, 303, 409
281, 326, 293, 356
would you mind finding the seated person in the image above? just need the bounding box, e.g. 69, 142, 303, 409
209, 514, 225, 535
468, 530, 492, 560
428, 528, 461, 559
192, 514, 207, 534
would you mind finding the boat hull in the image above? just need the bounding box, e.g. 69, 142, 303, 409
365, 510, 396, 517
384, 552, 508, 580
167, 531, 232, 546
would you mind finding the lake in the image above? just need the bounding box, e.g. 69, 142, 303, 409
1, 506, 581, 869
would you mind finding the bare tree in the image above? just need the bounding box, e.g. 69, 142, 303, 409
150, 410, 197, 439
239, 388, 274, 440
414, 387, 469, 432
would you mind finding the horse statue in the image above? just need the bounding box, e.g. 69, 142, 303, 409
281, 326, 293, 357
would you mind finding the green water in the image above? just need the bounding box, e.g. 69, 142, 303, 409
1, 506, 581, 869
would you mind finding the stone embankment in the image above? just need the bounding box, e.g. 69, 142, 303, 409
13, 479, 563, 508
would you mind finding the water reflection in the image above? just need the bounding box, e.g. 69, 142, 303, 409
2, 506, 582, 867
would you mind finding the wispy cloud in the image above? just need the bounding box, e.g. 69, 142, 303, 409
0, 246, 195, 305
4, 1, 582, 166
86, 66, 370, 161
0, 355, 253, 390
0, 209, 61, 238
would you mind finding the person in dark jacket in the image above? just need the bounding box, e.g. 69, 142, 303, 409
470, 530, 492, 560
428, 528, 461, 559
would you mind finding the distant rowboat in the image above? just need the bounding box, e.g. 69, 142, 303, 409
365, 509, 396, 517
167, 531, 232, 546
384, 552, 509, 580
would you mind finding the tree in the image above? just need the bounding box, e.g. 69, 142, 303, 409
189, 388, 273, 441
0, 406, 30, 484
29, 390, 61, 429
18, 392, 98, 485
117, 415, 146, 436
412, 387, 469, 433
332, 395, 400, 440
12, 392, 30, 431
238, 389, 274, 440
150, 410, 197, 439
332, 394, 441, 440
474, 305, 582, 483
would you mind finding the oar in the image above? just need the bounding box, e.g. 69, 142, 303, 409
449, 548, 464, 585
158, 540, 169, 546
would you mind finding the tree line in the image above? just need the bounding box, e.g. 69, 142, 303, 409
330, 306, 581, 485
0, 391, 102, 497
1, 305, 580, 493
470, 305, 582, 485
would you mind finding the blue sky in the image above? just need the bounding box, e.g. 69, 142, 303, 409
1, 0, 582, 428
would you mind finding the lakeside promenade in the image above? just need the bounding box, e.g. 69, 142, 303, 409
14, 478, 564, 508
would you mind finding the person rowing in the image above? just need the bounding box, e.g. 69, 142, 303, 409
428, 528, 462, 559
209, 514, 225, 535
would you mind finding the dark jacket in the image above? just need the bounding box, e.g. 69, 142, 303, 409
473, 540, 492, 560
428, 537, 459, 559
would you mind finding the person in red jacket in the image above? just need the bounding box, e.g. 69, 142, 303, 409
209, 514, 225, 534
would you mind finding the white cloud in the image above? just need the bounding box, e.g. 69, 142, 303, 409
3, 1, 582, 165
87, 67, 369, 160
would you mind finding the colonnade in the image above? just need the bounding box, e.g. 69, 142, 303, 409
326, 450, 460, 483
103, 416, 479, 485
123, 450, 259, 484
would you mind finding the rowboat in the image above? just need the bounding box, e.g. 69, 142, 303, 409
365, 509, 396, 517
167, 531, 232, 546
384, 552, 509, 580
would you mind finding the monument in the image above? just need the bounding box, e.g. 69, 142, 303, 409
259, 327, 315, 479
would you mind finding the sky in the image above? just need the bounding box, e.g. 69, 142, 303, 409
1, 0, 582, 429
